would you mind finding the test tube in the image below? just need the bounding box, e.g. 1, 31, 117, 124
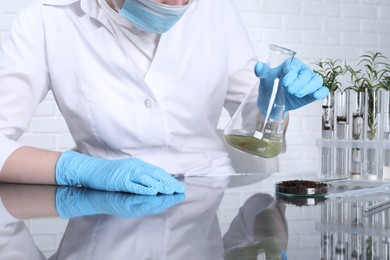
322, 93, 334, 178
384, 134, 390, 180
366, 89, 380, 179
335, 91, 349, 177
348, 90, 365, 178
380, 89, 390, 179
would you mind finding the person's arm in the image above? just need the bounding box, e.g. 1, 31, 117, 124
0, 146, 186, 195
0, 146, 59, 185
0, 183, 185, 220
0, 183, 58, 219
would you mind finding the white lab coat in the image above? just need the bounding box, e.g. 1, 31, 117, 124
0, 0, 257, 175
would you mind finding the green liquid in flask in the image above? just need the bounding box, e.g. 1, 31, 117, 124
224, 134, 282, 158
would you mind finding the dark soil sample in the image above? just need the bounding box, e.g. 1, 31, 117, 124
275, 180, 328, 196
276, 193, 326, 207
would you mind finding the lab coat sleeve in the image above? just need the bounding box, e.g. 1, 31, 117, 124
222, 0, 258, 116
0, 4, 50, 172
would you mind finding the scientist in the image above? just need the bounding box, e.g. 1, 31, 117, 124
0, 0, 328, 194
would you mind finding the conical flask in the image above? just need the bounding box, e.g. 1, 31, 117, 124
224, 44, 296, 158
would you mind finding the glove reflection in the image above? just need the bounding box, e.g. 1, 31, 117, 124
255, 58, 329, 115
56, 186, 185, 219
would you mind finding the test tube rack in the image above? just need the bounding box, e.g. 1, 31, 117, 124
317, 138, 390, 180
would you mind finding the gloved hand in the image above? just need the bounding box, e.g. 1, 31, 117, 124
255, 58, 329, 115
55, 186, 185, 219
55, 150, 185, 195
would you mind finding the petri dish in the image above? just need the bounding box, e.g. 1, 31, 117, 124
275, 193, 326, 207
275, 180, 328, 197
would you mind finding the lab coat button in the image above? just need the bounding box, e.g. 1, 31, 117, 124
144, 98, 152, 108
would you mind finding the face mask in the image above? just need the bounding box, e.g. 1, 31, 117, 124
116, 0, 192, 34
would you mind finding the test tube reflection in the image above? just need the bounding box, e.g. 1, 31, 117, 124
319, 196, 390, 260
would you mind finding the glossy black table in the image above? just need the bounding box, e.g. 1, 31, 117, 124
1, 172, 390, 260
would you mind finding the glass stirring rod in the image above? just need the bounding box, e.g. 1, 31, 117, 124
254, 78, 280, 140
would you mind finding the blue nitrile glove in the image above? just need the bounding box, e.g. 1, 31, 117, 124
55, 150, 185, 195
255, 58, 329, 115
282, 249, 287, 260
55, 187, 185, 219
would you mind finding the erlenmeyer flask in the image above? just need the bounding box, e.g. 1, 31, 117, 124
224, 44, 296, 158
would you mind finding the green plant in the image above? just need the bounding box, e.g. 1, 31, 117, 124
344, 66, 366, 92
345, 52, 389, 139
313, 59, 345, 93
379, 63, 390, 90
345, 52, 389, 90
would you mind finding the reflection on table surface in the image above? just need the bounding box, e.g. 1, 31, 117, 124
1, 172, 390, 259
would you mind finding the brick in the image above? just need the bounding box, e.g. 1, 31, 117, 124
30, 117, 70, 133
380, 48, 390, 58
286, 117, 303, 132
321, 46, 361, 60
278, 146, 304, 160
303, 32, 341, 46
233, 0, 261, 12
284, 132, 305, 146
361, 0, 390, 4
280, 159, 320, 172
341, 4, 378, 19
18, 134, 56, 149
342, 33, 379, 47
295, 46, 323, 61
284, 17, 322, 30
324, 18, 360, 32
35, 101, 56, 116
245, 28, 263, 43
379, 7, 390, 19
55, 134, 76, 150
325, 0, 359, 3
305, 146, 322, 159
362, 20, 390, 34
253, 43, 274, 60
246, 14, 282, 29
380, 35, 390, 47
263, 29, 303, 45
262, 0, 301, 15
291, 101, 323, 117
2, 0, 36, 14
302, 3, 340, 17
304, 116, 322, 131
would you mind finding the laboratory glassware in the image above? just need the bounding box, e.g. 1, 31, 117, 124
224, 44, 296, 158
